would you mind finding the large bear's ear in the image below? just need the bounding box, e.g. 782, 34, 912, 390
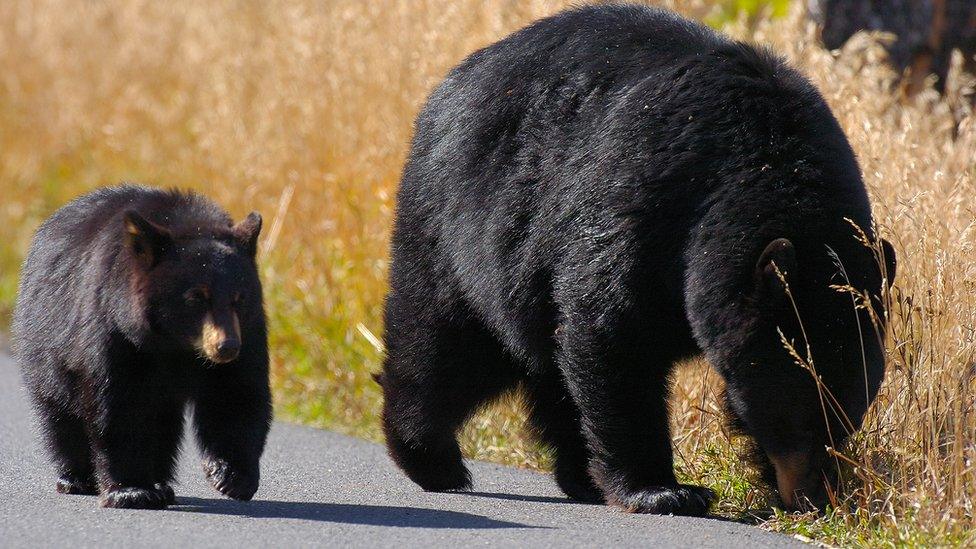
880, 238, 896, 288
232, 212, 262, 257
123, 210, 172, 268
755, 238, 796, 303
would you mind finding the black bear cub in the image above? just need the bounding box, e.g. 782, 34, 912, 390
380, 4, 897, 516
13, 184, 272, 509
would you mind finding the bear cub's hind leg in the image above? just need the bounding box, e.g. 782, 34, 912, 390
91, 378, 184, 510
37, 399, 98, 496
149, 396, 186, 506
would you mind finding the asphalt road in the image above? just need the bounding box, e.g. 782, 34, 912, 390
0, 350, 803, 548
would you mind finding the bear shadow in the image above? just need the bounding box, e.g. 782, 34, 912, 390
465, 491, 591, 505
171, 496, 540, 529
464, 491, 772, 525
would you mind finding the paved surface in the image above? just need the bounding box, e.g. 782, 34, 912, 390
0, 350, 803, 548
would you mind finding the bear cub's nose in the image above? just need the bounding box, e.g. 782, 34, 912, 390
213, 339, 241, 363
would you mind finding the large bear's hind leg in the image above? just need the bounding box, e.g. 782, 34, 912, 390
381, 294, 517, 493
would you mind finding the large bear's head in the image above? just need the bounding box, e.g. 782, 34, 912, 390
123, 210, 263, 364
719, 230, 896, 511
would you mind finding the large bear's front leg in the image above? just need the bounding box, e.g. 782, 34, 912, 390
192, 350, 271, 501
554, 271, 714, 516
523, 368, 604, 503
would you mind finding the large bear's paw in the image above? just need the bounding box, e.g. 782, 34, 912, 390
413, 459, 472, 493
611, 484, 714, 516
385, 433, 472, 492
99, 486, 170, 509
204, 457, 259, 501
56, 474, 97, 496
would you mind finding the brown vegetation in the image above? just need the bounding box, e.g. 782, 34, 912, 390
0, 1, 973, 544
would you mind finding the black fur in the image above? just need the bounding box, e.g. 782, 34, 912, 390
12, 184, 272, 509
380, 5, 896, 516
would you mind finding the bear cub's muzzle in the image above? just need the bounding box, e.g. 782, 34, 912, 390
199, 310, 241, 364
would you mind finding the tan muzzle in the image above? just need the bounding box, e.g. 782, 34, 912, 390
768, 451, 819, 510
199, 310, 241, 364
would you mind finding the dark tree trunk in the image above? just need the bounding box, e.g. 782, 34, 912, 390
807, 0, 976, 94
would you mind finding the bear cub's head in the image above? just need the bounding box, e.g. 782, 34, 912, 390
123, 209, 263, 364
723, 232, 897, 512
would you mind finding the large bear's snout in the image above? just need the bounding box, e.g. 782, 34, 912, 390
768, 451, 831, 511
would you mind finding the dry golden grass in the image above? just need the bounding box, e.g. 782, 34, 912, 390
0, 1, 973, 545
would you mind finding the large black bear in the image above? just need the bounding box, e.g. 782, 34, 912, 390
380, 4, 896, 516
13, 185, 272, 509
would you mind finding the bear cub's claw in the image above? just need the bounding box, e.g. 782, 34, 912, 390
613, 484, 715, 516
205, 457, 259, 501
56, 474, 97, 496
154, 483, 176, 505
99, 486, 170, 510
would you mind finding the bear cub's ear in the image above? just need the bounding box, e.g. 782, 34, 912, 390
123, 210, 172, 268
232, 212, 263, 257
754, 238, 796, 304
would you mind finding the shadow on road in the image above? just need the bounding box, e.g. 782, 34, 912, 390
466, 491, 591, 505
171, 497, 540, 529
466, 491, 771, 525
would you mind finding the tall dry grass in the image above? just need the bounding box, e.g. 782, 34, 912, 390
0, 1, 973, 545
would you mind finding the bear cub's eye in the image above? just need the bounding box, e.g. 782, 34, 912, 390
184, 287, 209, 304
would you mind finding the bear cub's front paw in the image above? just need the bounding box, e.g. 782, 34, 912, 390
56, 474, 97, 495
99, 486, 170, 509
204, 457, 259, 501
154, 483, 176, 505
611, 484, 714, 516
